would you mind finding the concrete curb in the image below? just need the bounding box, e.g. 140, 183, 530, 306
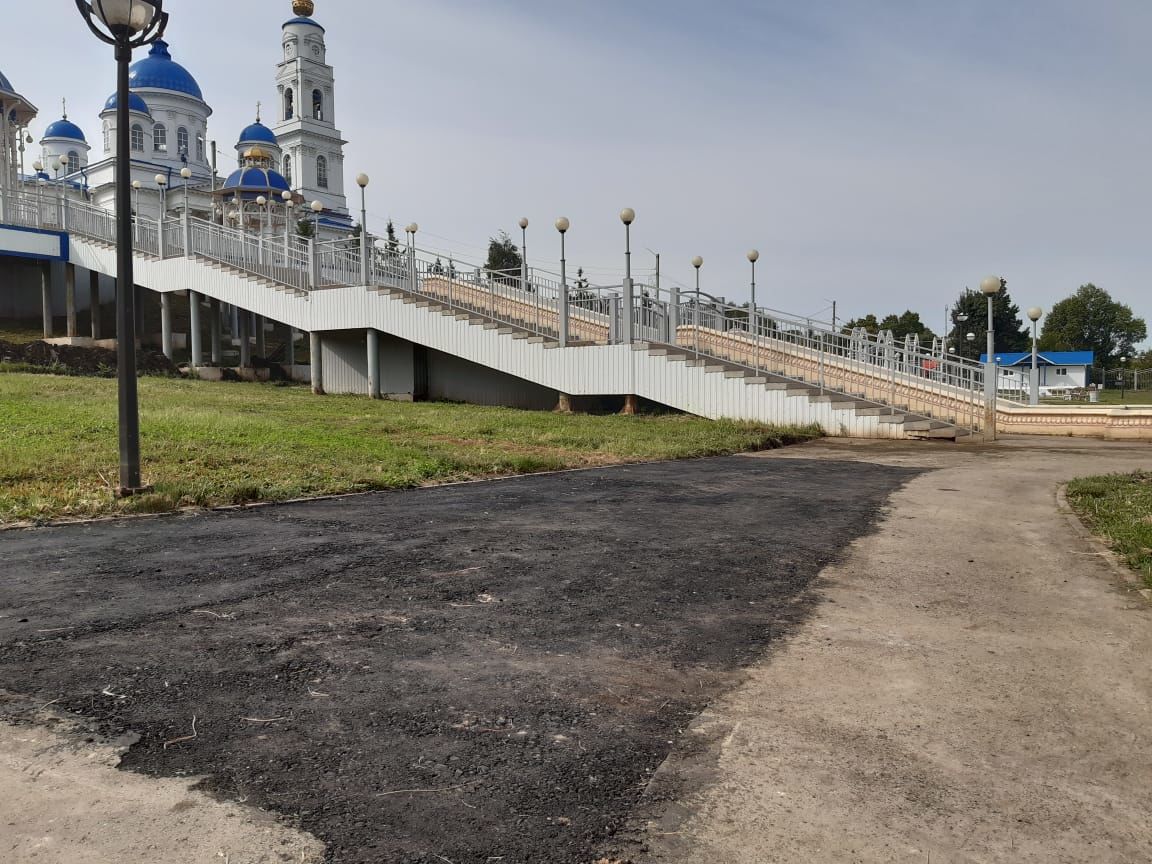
1056, 483, 1152, 604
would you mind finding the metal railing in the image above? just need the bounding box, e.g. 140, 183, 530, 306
0, 182, 1008, 429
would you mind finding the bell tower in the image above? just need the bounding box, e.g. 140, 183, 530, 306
272, 0, 350, 226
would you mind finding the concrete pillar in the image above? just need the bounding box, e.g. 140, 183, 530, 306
555, 393, 573, 414
160, 292, 174, 359
40, 263, 53, 338
621, 394, 639, 415
238, 311, 251, 368
286, 327, 296, 368
254, 314, 266, 359
188, 290, 203, 369
310, 332, 324, 395
65, 264, 78, 338
210, 298, 222, 365
367, 328, 382, 399
89, 271, 102, 340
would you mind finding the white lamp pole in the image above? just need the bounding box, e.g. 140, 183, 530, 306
747, 249, 760, 373
979, 276, 1002, 439
620, 208, 635, 343
282, 189, 293, 251
1027, 306, 1043, 406
154, 172, 167, 221
555, 217, 570, 346
356, 173, 370, 285
519, 217, 529, 292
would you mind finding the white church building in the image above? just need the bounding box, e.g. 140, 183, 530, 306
28, 0, 354, 237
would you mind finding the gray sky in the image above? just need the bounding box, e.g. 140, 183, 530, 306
10, 0, 1151, 340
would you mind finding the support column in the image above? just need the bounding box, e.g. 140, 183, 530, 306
555, 393, 573, 414
210, 298, 222, 365
621, 394, 639, 415
286, 326, 296, 369
160, 292, 174, 359
255, 314, 266, 359
367, 328, 381, 399
65, 264, 78, 338
89, 271, 102, 339
238, 311, 251, 369
40, 262, 53, 338
188, 290, 203, 369
310, 332, 324, 395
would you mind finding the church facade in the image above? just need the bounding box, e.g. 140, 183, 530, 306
14, 0, 353, 237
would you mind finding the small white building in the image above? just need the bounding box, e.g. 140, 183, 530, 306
982, 351, 1095, 394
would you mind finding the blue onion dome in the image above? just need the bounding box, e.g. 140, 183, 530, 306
129, 40, 203, 100
238, 121, 277, 146
43, 118, 87, 142
0, 70, 13, 93
221, 166, 292, 195
102, 91, 151, 117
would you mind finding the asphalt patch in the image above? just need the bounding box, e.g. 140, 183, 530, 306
0, 456, 917, 863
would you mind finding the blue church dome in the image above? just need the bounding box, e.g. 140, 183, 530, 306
221, 167, 292, 197
283, 16, 325, 31
43, 118, 87, 142
238, 121, 277, 146
103, 92, 151, 116
129, 40, 203, 100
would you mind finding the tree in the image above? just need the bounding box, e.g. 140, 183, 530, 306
295, 218, 315, 238
485, 231, 522, 285
947, 283, 1029, 361
1038, 284, 1147, 365
842, 311, 935, 342
385, 220, 400, 259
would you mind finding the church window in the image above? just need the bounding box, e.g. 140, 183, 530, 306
131, 124, 144, 152
177, 127, 189, 158
284, 155, 293, 186
312, 89, 324, 121
316, 155, 328, 189
284, 88, 294, 121
67, 151, 79, 173
154, 123, 168, 152
196, 133, 205, 162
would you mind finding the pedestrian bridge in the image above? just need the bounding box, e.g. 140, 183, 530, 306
2, 188, 1149, 442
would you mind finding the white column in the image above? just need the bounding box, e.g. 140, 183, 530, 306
188, 291, 202, 369
160, 292, 173, 359
367, 328, 381, 399
310, 332, 324, 395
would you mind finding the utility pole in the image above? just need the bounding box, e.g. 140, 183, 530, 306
831, 300, 837, 331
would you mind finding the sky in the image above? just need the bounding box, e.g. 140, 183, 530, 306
8, 0, 1151, 342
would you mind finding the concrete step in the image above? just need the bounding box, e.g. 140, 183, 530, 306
878, 414, 911, 424
723, 370, 748, 379
908, 426, 965, 440
903, 418, 951, 432
855, 406, 900, 417
482, 322, 500, 330
511, 332, 530, 340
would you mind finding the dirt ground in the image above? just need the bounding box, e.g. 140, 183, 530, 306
625, 437, 1152, 864
0, 456, 911, 864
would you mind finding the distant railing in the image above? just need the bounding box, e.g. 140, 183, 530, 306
0, 182, 1008, 428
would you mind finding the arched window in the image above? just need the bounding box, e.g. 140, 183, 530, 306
284, 88, 294, 121
131, 124, 144, 152
283, 155, 293, 186
67, 151, 80, 173
196, 133, 205, 162
316, 155, 328, 189
154, 123, 167, 152
177, 127, 189, 157
312, 89, 324, 121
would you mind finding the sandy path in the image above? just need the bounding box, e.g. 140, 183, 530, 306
640, 437, 1152, 864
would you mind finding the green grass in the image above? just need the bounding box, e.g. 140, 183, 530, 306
0, 321, 48, 345
1040, 390, 1152, 407
0, 373, 820, 524
1066, 472, 1152, 587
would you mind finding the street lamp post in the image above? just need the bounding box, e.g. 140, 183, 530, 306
1120, 356, 1128, 400
180, 165, 191, 253
555, 217, 570, 347
405, 223, 419, 292
692, 256, 703, 359
518, 217, 529, 293
75, 0, 168, 496
620, 208, 635, 344
979, 276, 1002, 440
1027, 307, 1043, 406
356, 173, 369, 285
747, 249, 760, 375
955, 312, 969, 356
282, 189, 293, 252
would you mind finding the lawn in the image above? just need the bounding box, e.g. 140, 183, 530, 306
0, 373, 820, 524
1066, 472, 1152, 588
1039, 390, 1152, 407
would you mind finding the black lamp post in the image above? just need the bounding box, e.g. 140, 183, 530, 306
75, 0, 168, 495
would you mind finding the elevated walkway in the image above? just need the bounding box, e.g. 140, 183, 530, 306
4, 186, 1149, 441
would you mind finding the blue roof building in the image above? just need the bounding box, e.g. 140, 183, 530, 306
980, 351, 1095, 367
129, 41, 204, 100
981, 351, 1096, 391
